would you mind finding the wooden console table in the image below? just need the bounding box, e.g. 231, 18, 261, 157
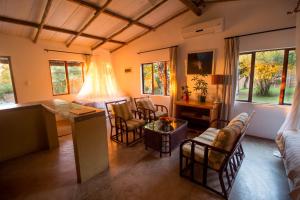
175, 101, 221, 130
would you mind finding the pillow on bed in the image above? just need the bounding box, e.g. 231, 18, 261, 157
112, 102, 133, 121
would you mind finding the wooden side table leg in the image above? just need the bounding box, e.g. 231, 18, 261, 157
169, 134, 171, 156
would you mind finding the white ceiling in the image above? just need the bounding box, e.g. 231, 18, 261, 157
0, 0, 187, 51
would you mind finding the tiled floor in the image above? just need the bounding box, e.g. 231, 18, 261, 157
0, 125, 290, 200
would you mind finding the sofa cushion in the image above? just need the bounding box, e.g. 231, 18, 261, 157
209, 126, 240, 170
182, 128, 219, 163
229, 112, 249, 126
112, 102, 133, 121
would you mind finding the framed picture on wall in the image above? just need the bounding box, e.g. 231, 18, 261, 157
187, 50, 215, 75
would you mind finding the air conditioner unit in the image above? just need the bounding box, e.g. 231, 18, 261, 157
182, 18, 224, 39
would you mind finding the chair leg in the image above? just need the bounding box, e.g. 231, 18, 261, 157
219, 171, 228, 200
110, 126, 114, 138
126, 132, 129, 146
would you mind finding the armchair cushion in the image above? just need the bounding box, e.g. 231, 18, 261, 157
112, 102, 134, 121
150, 110, 168, 119
124, 119, 145, 131
136, 99, 156, 111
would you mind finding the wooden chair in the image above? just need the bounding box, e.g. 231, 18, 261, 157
105, 100, 145, 146
134, 96, 168, 122
179, 112, 255, 199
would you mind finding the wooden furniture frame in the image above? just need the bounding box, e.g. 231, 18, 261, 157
134, 96, 168, 122
179, 112, 254, 199
175, 101, 221, 130
144, 119, 188, 157
105, 100, 144, 146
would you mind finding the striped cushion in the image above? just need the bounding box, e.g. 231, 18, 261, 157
137, 99, 156, 111
208, 126, 240, 170
112, 102, 133, 121
182, 128, 219, 163
150, 110, 168, 119
229, 112, 249, 126
123, 119, 145, 131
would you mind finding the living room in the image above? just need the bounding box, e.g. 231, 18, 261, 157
0, 0, 299, 199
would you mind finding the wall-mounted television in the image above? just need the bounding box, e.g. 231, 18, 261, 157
187, 50, 214, 75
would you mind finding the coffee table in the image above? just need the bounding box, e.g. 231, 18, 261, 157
144, 119, 188, 157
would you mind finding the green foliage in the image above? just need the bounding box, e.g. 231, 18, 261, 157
254, 51, 283, 96
0, 64, 14, 101
238, 54, 251, 89
191, 74, 208, 97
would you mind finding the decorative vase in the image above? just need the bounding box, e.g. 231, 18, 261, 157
199, 95, 206, 103
185, 94, 189, 102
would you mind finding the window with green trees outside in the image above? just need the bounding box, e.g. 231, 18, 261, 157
49, 60, 84, 95
236, 48, 296, 105
141, 61, 170, 96
0, 56, 16, 105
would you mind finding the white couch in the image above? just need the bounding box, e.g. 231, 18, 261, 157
281, 130, 300, 200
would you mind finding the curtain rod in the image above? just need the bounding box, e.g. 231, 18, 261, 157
137, 45, 178, 54
44, 49, 91, 56
225, 26, 296, 40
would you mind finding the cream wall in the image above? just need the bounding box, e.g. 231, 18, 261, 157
0, 33, 110, 103
112, 0, 297, 139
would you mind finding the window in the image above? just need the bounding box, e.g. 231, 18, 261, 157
0, 57, 17, 105
236, 48, 296, 105
141, 61, 170, 96
49, 60, 84, 95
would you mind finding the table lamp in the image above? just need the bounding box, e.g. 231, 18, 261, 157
211, 74, 226, 103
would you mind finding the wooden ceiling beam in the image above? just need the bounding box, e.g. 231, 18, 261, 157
0, 15, 125, 44
66, 0, 112, 47
33, 0, 53, 43
179, 0, 202, 16
91, 0, 168, 51
204, 0, 239, 3
110, 8, 189, 53
66, 0, 152, 30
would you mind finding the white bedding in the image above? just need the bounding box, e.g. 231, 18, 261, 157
281, 130, 300, 200
73, 96, 131, 110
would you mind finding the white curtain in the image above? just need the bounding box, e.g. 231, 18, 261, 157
276, 14, 300, 153
221, 37, 240, 121
169, 46, 177, 117
77, 55, 120, 100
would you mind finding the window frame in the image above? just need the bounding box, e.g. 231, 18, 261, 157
236, 48, 296, 105
0, 56, 18, 103
141, 61, 169, 96
49, 60, 85, 96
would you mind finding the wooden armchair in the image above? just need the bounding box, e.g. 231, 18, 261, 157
134, 96, 168, 122
179, 112, 254, 199
105, 100, 145, 146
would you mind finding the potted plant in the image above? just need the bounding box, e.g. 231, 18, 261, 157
181, 85, 191, 102
192, 74, 208, 103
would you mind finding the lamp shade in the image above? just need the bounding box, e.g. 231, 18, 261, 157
211, 74, 226, 85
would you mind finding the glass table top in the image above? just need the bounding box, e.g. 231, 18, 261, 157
144, 118, 187, 134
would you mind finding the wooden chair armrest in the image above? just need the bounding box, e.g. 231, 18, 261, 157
180, 138, 229, 155
191, 140, 230, 155
155, 104, 168, 114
